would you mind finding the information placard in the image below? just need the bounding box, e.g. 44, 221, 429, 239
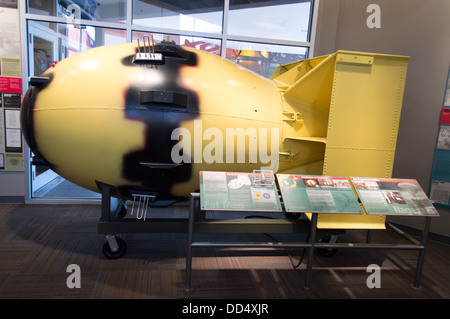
199, 171, 282, 212
429, 68, 450, 208
277, 174, 363, 214
350, 177, 439, 216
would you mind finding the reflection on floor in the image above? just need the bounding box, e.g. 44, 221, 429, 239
33, 176, 101, 198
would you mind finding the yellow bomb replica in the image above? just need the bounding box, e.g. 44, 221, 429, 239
21, 41, 409, 218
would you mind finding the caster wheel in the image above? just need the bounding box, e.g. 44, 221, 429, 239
103, 236, 127, 259
285, 212, 301, 219
317, 235, 338, 257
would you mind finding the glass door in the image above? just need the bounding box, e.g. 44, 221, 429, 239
26, 19, 126, 199
27, 21, 60, 193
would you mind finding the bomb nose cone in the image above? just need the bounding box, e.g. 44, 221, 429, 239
21, 86, 38, 156
20, 76, 53, 166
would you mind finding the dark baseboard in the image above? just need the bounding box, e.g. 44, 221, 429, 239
0, 196, 25, 204
389, 222, 450, 245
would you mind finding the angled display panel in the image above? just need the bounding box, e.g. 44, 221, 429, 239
200, 171, 282, 212
277, 174, 363, 214
350, 177, 439, 216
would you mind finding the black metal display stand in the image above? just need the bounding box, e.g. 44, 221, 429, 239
97, 183, 313, 260
183, 192, 433, 291
95, 180, 434, 291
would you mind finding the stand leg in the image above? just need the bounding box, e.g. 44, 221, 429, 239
100, 183, 112, 222
366, 230, 373, 243
304, 213, 318, 290
184, 193, 197, 292
413, 217, 431, 289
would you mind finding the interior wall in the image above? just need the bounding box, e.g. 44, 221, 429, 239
0, 3, 25, 203
314, 0, 450, 236
0, 172, 25, 203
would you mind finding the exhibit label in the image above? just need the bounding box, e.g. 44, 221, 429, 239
350, 177, 439, 216
200, 171, 282, 211
277, 174, 363, 214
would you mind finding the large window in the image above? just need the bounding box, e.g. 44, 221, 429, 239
226, 40, 308, 77
131, 31, 222, 56
21, 0, 317, 201
228, 0, 312, 42
27, 0, 127, 23
133, 0, 223, 34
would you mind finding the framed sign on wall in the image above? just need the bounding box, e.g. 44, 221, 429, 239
429, 69, 450, 208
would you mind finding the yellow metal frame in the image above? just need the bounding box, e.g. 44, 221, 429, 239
273, 50, 409, 229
